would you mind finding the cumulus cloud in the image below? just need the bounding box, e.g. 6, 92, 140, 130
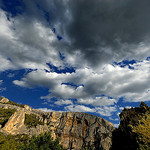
49, 0, 150, 67
37, 108, 54, 112
1, 0, 150, 70
54, 99, 73, 105
64, 104, 117, 117
0, 8, 61, 72
96, 106, 117, 117
0, 0, 150, 117
78, 97, 117, 106
0, 80, 6, 92
13, 59, 150, 106
64, 104, 96, 113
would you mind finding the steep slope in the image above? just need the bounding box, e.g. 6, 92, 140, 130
0, 97, 114, 150
111, 102, 150, 150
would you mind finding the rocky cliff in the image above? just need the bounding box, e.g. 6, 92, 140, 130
0, 97, 114, 150
111, 102, 150, 150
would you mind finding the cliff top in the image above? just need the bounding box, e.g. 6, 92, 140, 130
0, 96, 114, 150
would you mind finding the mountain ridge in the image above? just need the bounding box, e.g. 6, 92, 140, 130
0, 97, 114, 150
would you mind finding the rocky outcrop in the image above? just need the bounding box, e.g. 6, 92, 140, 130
1, 110, 27, 135
0, 98, 114, 150
111, 102, 150, 150
46, 112, 114, 150
0, 97, 9, 103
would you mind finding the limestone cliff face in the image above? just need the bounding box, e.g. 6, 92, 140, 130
46, 111, 114, 150
1, 110, 26, 135
0, 98, 114, 150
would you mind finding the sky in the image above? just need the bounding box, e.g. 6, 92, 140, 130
0, 0, 150, 127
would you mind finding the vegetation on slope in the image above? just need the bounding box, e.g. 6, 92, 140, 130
0, 132, 29, 150
0, 96, 3, 100
0, 99, 64, 150
0, 131, 64, 150
111, 102, 150, 150
0, 108, 16, 127
21, 131, 64, 150
24, 113, 44, 128
6, 101, 25, 108
0, 96, 24, 108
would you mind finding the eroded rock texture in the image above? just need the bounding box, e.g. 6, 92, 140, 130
0, 98, 114, 150
46, 112, 114, 150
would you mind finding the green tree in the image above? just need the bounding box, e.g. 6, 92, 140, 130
20, 131, 64, 150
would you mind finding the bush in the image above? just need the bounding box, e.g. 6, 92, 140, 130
111, 102, 150, 150
0, 131, 64, 150
0, 133, 29, 150
20, 131, 64, 150
0, 108, 16, 127
6, 101, 24, 108
24, 114, 44, 128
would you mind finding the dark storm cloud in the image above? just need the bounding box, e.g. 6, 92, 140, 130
1, 0, 150, 107
61, 0, 150, 65
2, 0, 149, 67
41, 0, 150, 66
66, 0, 150, 47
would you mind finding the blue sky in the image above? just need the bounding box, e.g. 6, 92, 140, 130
0, 0, 150, 127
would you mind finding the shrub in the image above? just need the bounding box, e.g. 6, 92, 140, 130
0, 108, 16, 127
0, 131, 64, 150
24, 114, 44, 128
6, 101, 24, 108
0, 133, 29, 150
20, 131, 64, 150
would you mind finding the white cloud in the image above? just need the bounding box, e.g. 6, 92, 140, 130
96, 106, 117, 116
65, 104, 96, 113
114, 124, 119, 128
0, 88, 6, 92
37, 108, 54, 112
64, 104, 117, 117
0, 80, 6, 93
7, 73, 15, 78
119, 106, 132, 110
54, 99, 73, 105
13, 59, 150, 106
1, 0, 150, 122
78, 96, 117, 106
0, 8, 62, 72
0, 6, 150, 105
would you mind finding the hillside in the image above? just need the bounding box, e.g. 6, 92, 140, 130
111, 102, 150, 150
0, 97, 114, 150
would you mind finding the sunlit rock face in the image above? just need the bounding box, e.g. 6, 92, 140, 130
46, 111, 114, 150
0, 97, 114, 150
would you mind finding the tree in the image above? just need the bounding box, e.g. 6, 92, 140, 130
20, 131, 64, 150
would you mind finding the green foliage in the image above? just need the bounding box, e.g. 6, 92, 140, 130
132, 114, 150, 149
0, 96, 3, 100
0, 132, 29, 150
0, 108, 16, 127
6, 101, 24, 108
20, 131, 64, 150
24, 114, 44, 128
111, 102, 150, 150
83, 146, 88, 150
0, 132, 64, 150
